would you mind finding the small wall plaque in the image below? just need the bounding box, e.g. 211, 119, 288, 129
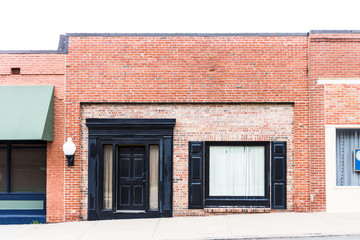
354, 148, 360, 171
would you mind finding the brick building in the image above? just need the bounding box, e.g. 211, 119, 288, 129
0, 31, 359, 224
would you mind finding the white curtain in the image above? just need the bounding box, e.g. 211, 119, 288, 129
103, 145, 113, 210
209, 146, 265, 196
149, 145, 159, 210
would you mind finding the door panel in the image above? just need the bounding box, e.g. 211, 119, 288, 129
117, 146, 146, 211
119, 186, 130, 206
134, 186, 144, 206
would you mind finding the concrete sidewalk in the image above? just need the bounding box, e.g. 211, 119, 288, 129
1, 212, 360, 240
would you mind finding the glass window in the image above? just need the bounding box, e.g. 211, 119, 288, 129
103, 145, 113, 210
0, 142, 46, 193
209, 146, 265, 196
209, 146, 265, 197
336, 129, 360, 186
205, 142, 270, 207
10, 149, 46, 192
0, 200, 43, 210
149, 145, 159, 211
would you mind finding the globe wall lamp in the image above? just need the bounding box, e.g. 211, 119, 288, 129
63, 137, 76, 167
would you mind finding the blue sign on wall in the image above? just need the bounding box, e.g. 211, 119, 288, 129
354, 148, 360, 171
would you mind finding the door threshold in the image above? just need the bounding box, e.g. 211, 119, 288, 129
116, 210, 146, 213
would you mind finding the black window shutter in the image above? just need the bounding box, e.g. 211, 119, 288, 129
188, 141, 204, 209
271, 141, 287, 209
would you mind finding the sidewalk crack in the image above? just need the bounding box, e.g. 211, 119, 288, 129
223, 215, 234, 238
76, 221, 97, 240
150, 219, 160, 240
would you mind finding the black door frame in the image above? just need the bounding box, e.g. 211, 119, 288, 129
86, 118, 175, 220
98, 138, 161, 218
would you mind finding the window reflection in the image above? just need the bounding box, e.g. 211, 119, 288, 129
10, 149, 46, 192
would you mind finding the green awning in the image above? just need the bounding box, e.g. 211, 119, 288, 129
0, 86, 54, 141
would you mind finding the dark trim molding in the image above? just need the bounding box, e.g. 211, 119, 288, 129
83, 102, 295, 105
86, 118, 176, 129
57, 35, 68, 53
310, 30, 360, 34
66, 32, 309, 37
0, 50, 62, 54
3, 31, 360, 54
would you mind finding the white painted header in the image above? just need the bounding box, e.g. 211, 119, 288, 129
318, 79, 360, 85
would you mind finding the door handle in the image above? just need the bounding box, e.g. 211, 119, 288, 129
142, 173, 146, 183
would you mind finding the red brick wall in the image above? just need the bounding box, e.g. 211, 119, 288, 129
325, 85, 360, 125
4, 33, 360, 221
65, 36, 310, 220
309, 34, 360, 211
80, 103, 295, 217
0, 54, 65, 222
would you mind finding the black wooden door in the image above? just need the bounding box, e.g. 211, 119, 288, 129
117, 146, 146, 211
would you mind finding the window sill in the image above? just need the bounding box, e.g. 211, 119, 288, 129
333, 186, 360, 190
204, 207, 271, 213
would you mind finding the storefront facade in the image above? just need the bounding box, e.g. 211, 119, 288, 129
0, 31, 359, 223
0, 53, 65, 223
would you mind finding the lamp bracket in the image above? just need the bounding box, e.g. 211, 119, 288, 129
66, 155, 74, 167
